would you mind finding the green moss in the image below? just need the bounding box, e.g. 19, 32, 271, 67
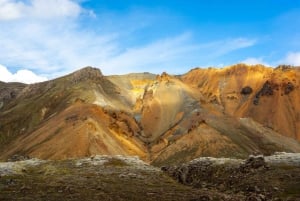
152, 147, 198, 166
103, 158, 129, 167
281, 182, 300, 198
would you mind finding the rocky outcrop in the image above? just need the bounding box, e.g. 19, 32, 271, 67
7, 154, 31, 162
283, 82, 294, 95
69, 66, 103, 83
239, 155, 266, 172
275, 65, 294, 71
253, 80, 296, 105
162, 153, 300, 200
253, 81, 277, 105
0, 82, 26, 111
241, 86, 253, 95
0, 82, 26, 104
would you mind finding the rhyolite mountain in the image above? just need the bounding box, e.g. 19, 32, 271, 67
0, 64, 300, 165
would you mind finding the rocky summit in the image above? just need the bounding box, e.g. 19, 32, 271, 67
0, 64, 300, 200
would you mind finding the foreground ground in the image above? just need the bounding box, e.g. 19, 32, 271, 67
0, 153, 299, 201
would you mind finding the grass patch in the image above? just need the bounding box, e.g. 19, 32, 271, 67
103, 158, 128, 167
282, 182, 300, 198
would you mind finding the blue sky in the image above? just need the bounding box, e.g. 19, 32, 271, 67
0, 0, 300, 83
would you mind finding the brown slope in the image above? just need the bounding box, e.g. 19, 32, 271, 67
0, 67, 131, 154
151, 103, 300, 166
181, 64, 300, 141
0, 102, 146, 160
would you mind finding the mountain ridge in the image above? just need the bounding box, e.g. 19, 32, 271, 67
0, 64, 299, 164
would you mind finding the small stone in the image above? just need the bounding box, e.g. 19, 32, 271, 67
254, 186, 261, 192
161, 166, 169, 171
264, 164, 270, 170
20, 185, 31, 191
258, 194, 266, 200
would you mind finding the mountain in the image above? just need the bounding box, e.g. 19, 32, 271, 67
0, 65, 299, 165
181, 64, 300, 140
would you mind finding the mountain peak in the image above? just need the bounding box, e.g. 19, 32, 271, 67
69, 66, 103, 83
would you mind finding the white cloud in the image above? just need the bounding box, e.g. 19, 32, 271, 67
100, 33, 197, 74
282, 52, 300, 66
0, 0, 25, 20
215, 38, 256, 56
241, 57, 270, 66
0, 64, 13, 80
0, 0, 82, 21
30, 0, 82, 18
0, 64, 47, 83
0, 15, 256, 77
0, 1, 256, 78
99, 36, 256, 74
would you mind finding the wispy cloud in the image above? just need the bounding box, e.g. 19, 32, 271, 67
99, 36, 257, 74
0, 0, 257, 83
100, 33, 197, 74
211, 38, 256, 57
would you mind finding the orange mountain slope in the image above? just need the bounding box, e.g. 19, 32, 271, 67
181, 64, 300, 141
0, 65, 299, 165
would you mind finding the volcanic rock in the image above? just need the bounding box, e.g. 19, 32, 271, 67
241, 86, 253, 95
